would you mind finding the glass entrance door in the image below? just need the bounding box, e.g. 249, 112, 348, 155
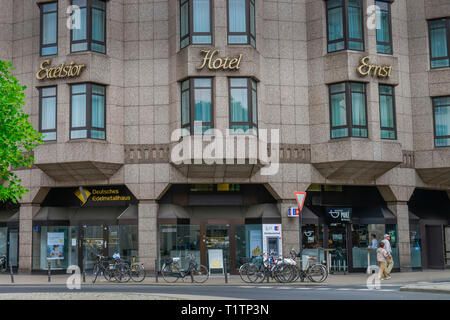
328, 223, 348, 272
205, 225, 230, 274
80, 225, 107, 271
7, 229, 18, 268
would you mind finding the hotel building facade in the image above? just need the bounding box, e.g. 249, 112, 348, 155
0, 0, 449, 274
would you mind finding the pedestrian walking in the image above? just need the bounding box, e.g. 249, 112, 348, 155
382, 234, 394, 275
376, 242, 391, 280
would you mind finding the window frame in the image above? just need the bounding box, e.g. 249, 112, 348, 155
70, 0, 107, 54
328, 82, 368, 139
38, 86, 58, 142
228, 77, 258, 134
378, 84, 397, 140
375, 0, 393, 55
179, 0, 214, 49
326, 0, 365, 53
432, 96, 450, 147
180, 77, 214, 135
39, 1, 58, 57
428, 18, 450, 69
226, 0, 256, 47
69, 83, 106, 140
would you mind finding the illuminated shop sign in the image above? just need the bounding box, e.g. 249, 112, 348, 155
326, 207, 352, 223
357, 56, 392, 78
36, 59, 86, 80
197, 49, 243, 71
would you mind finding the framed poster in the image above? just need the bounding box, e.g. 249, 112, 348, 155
249, 230, 262, 256
47, 232, 64, 260
207, 249, 224, 273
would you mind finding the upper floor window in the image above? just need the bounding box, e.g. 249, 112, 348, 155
229, 78, 258, 134
376, 1, 393, 54
432, 96, 450, 147
228, 0, 256, 47
71, 0, 106, 54
326, 0, 364, 53
40, 2, 58, 56
39, 86, 57, 141
181, 78, 213, 135
70, 83, 106, 140
329, 82, 367, 139
428, 18, 450, 69
379, 85, 396, 140
180, 0, 212, 49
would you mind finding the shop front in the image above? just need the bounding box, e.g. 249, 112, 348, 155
32, 186, 138, 272
157, 184, 280, 274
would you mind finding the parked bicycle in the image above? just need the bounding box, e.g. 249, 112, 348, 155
240, 252, 296, 283
0, 255, 7, 273
129, 259, 146, 282
92, 254, 114, 283
161, 253, 209, 283
289, 248, 328, 283
92, 253, 145, 283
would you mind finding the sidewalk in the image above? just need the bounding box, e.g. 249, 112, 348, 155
0, 269, 449, 287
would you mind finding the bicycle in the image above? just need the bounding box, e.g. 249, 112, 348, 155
92, 255, 114, 283
245, 253, 296, 283
0, 255, 6, 273
109, 252, 131, 283
289, 249, 328, 283
239, 255, 263, 283
129, 262, 146, 282
161, 253, 209, 283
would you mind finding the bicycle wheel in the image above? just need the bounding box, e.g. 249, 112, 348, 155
161, 263, 180, 283
247, 264, 265, 283
192, 264, 209, 283
114, 262, 131, 283
103, 264, 115, 282
273, 263, 294, 283
130, 264, 146, 282
239, 263, 252, 283
307, 264, 327, 283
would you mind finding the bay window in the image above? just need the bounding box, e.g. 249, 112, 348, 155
229, 78, 258, 134
228, 0, 256, 47
71, 0, 106, 53
180, 0, 213, 49
428, 18, 450, 69
181, 78, 213, 135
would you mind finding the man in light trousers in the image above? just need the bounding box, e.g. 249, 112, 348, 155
382, 234, 394, 275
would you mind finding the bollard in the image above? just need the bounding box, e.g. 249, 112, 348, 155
155, 259, 158, 283
9, 265, 14, 284
82, 268, 86, 283
224, 260, 228, 284
47, 262, 51, 282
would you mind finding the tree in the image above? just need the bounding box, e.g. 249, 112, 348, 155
0, 60, 43, 203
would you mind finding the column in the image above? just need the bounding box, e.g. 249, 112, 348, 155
138, 200, 158, 271
279, 200, 299, 257
18, 203, 39, 273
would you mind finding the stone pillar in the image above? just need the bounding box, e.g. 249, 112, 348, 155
387, 202, 412, 272
279, 200, 299, 257
18, 204, 39, 273
138, 200, 158, 271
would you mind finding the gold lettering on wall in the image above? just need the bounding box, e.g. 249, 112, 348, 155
36, 59, 86, 80
197, 49, 243, 71
357, 56, 392, 78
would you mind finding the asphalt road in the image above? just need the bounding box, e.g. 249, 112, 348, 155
0, 284, 449, 300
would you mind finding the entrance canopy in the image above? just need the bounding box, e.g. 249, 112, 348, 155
33, 206, 131, 223
352, 206, 396, 224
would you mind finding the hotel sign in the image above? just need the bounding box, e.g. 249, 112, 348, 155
36, 59, 86, 80
357, 56, 392, 78
197, 49, 243, 71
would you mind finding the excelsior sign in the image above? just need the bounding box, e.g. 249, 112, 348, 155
197, 49, 243, 71
357, 56, 392, 78
36, 59, 86, 80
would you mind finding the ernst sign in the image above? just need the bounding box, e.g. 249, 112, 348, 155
357, 56, 392, 78
197, 49, 243, 71
36, 59, 86, 80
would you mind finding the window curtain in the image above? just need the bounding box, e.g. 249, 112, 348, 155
229, 0, 246, 32
43, 12, 57, 45
348, 6, 362, 40
73, 7, 87, 41
351, 92, 366, 126
231, 88, 248, 122
331, 93, 347, 127
194, 88, 212, 123
434, 97, 450, 138
42, 96, 56, 131
193, 0, 210, 33
430, 24, 448, 59
328, 7, 344, 42
379, 95, 394, 129
181, 91, 190, 126
92, 8, 105, 42
91, 94, 105, 129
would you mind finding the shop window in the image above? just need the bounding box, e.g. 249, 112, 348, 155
410, 223, 422, 268
432, 96, 450, 147
0, 227, 7, 257
39, 86, 57, 142
180, 0, 213, 49
229, 78, 258, 134
428, 18, 450, 69
40, 2, 58, 56
181, 78, 213, 135
326, 0, 364, 53
70, 83, 106, 140
227, 0, 256, 47
379, 84, 397, 140
70, 0, 106, 54
329, 82, 368, 139
376, 1, 393, 54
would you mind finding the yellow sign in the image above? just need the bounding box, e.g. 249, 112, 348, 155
357, 56, 392, 78
74, 187, 91, 206
197, 49, 243, 71
36, 59, 85, 80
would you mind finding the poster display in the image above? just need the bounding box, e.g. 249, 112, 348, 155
207, 249, 224, 273
249, 230, 262, 256
47, 232, 64, 260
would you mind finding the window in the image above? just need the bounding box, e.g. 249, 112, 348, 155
379, 85, 396, 140
180, 0, 212, 49
40, 2, 58, 56
227, 0, 256, 47
71, 0, 106, 53
326, 0, 364, 53
181, 78, 213, 135
329, 82, 367, 139
428, 18, 450, 69
229, 78, 258, 134
432, 96, 450, 147
70, 83, 106, 140
39, 86, 57, 141
376, 1, 393, 54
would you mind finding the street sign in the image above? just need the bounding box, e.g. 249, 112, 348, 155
294, 192, 306, 212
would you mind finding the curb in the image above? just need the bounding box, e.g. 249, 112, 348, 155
400, 287, 450, 294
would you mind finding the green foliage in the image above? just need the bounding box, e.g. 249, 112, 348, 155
0, 60, 43, 203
